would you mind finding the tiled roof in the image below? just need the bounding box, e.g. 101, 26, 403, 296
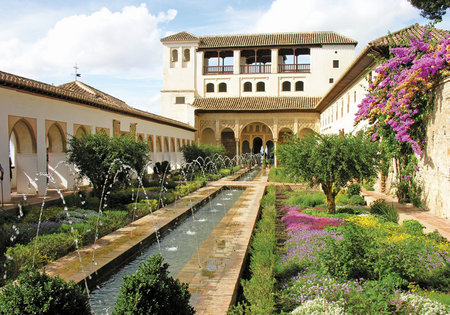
161, 31, 357, 48
192, 96, 321, 111
58, 81, 130, 111
0, 70, 195, 131
369, 23, 449, 47
160, 31, 199, 42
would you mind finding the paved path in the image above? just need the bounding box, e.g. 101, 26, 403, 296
177, 170, 268, 314
362, 190, 450, 240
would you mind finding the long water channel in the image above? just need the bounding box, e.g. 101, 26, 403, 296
89, 188, 244, 314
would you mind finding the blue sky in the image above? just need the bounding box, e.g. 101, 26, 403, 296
0, 0, 448, 115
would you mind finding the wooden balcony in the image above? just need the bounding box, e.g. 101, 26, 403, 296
203, 65, 234, 75
278, 64, 310, 73
240, 64, 271, 74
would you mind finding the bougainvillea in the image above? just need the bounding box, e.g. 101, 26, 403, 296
355, 29, 450, 156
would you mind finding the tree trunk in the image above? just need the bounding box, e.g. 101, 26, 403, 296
326, 190, 336, 214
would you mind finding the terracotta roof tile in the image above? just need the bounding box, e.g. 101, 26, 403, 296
0, 70, 195, 131
369, 24, 449, 47
160, 31, 199, 42
161, 31, 357, 48
192, 96, 321, 111
197, 31, 357, 49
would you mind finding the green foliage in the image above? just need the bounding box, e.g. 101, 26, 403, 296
126, 199, 159, 218
408, 0, 449, 21
239, 185, 277, 314
347, 183, 361, 197
267, 167, 294, 183
287, 191, 326, 208
0, 267, 90, 314
21, 206, 62, 224
5, 233, 76, 281
67, 133, 149, 197
181, 143, 225, 165
349, 195, 366, 206
153, 161, 171, 175
370, 199, 399, 223
277, 132, 379, 213
402, 219, 425, 236
362, 178, 376, 191
113, 254, 194, 315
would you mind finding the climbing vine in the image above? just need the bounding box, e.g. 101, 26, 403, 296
355, 28, 449, 204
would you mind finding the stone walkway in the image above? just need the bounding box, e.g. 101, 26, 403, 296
362, 190, 450, 240
177, 170, 268, 314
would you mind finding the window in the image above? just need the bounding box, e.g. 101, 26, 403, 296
206, 83, 214, 93
329, 78, 334, 84
171, 49, 178, 62
333, 60, 339, 68
175, 97, 185, 104
243, 82, 252, 92
295, 81, 304, 91
218, 82, 227, 92
282, 81, 291, 91
256, 82, 265, 92
183, 49, 190, 61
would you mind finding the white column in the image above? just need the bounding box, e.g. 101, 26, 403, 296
36, 118, 47, 196
271, 49, 278, 74
233, 50, 241, 75
0, 114, 11, 203
274, 139, 278, 167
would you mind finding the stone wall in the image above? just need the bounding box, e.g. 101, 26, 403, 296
416, 77, 450, 218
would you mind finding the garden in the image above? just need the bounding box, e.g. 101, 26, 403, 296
0, 134, 240, 290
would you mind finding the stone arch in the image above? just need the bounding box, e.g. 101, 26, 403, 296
278, 127, 292, 144
74, 125, 88, 139
299, 127, 314, 138
253, 137, 263, 154
47, 123, 66, 153
183, 48, 190, 62
10, 119, 36, 154
171, 49, 178, 62
221, 128, 235, 157
239, 121, 274, 138
200, 128, 216, 145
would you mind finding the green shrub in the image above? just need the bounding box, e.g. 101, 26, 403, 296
84, 197, 100, 210
336, 206, 361, 215
60, 193, 84, 207
0, 268, 90, 314
336, 191, 350, 205
21, 206, 63, 224
349, 195, 365, 205
402, 219, 425, 236
370, 199, 399, 223
113, 254, 194, 315
5, 233, 76, 280
239, 185, 277, 314
59, 208, 98, 224
347, 183, 361, 197
126, 199, 159, 218
287, 191, 325, 208
362, 178, 376, 191
153, 161, 171, 175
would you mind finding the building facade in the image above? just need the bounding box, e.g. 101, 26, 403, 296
0, 72, 195, 203
160, 31, 357, 157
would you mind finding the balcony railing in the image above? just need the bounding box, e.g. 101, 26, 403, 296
278, 63, 310, 73
240, 64, 271, 74
203, 65, 234, 75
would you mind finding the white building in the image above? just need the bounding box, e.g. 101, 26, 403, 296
160, 31, 357, 156
0, 72, 195, 203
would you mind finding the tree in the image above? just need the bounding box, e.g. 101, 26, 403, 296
277, 132, 379, 213
181, 143, 226, 165
0, 268, 91, 314
408, 0, 449, 21
67, 133, 149, 197
113, 254, 194, 315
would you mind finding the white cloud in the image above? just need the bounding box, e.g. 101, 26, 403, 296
0, 4, 176, 79
252, 0, 420, 49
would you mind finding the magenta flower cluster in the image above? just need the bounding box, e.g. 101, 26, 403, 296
282, 206, 343, 231
355, 30, 450, 155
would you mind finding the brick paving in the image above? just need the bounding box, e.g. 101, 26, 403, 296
362, 189, 450, 240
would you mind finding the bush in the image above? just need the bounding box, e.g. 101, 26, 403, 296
370, 199, 399, 223
0, 267, 90, 314
287, 191, 325, 208
349, 195, 365, 205
126, 199, 159, 219
153, 161, 171, 175
5, 233, 77, 280
84, 197, 100, 210
21, 206, 63, 224
347, 183, 361, 197
113, 254, 194, 315
336, 206, 361, 215
336, 191, 350, 205
5, 221, 62, 246
402, 219, 424, 236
